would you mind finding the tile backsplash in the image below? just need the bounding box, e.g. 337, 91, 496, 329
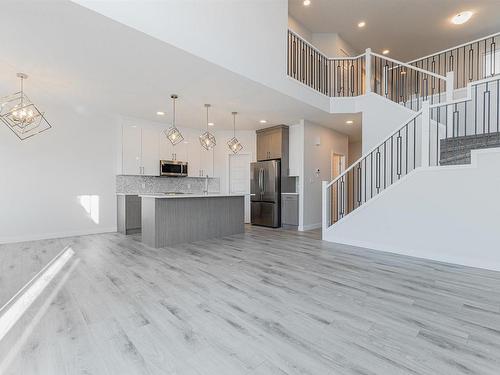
116, 175, 220, 194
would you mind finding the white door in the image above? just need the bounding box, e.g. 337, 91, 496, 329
229, 153, 251, 223
122, 125, 142, 175
141, 126, 160, 176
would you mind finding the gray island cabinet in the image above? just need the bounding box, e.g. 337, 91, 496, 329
140, 194, 245, 248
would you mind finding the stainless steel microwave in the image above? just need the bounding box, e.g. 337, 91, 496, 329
160, 160, 188, 177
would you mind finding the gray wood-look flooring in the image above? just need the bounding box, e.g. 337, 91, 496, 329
1, 226, 500, 374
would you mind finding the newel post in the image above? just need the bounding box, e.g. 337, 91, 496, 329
322, 181, 329, 239
365, 48, 372, 93
421, 101, 431, 168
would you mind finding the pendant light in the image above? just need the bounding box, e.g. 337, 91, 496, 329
227, 111, 243, 154
0, 73, 52, 140
199, 104, 216, 150
164, 94, 184, 145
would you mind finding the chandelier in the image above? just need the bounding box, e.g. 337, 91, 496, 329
164, 94, 183, 145
199, 104, 216, 150
227, 111, 243, 154
0, 73, 52, 140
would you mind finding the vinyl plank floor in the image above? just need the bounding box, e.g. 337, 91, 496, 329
1, 226, 500, 374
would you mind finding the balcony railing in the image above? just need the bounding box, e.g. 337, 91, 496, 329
408, 33, 500, 90
287, 30, 365, 97
287, 29, 450, 109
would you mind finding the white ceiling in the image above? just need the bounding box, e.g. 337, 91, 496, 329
289, 0, 500, 61
0, 1, 362, 140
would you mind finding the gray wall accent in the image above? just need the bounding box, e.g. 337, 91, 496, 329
116, 175, 220, 195
117, 195, 142, 234
141, 196, 244, 248
440, 132, 500, 165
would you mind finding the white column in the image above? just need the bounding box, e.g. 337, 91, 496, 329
321, 181, 329, 238
421, 101, 431, 167
365, 48, 372, 94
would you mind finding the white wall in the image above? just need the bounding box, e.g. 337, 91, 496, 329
0, 96, 118, 243
74, 0, 331, 113
311, 33, 358, 57
288, 15, 312, 42
298, 120, 349, 230
324, 148, 500, 272
358, 93, 416, 153
348, 141, 362, 167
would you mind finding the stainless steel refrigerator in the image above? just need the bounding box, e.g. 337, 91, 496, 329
251, 160, 281, 227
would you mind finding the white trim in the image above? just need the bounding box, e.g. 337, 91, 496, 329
300, 222, 322, 231
407, 32, 500, 64
0, 227, 117, 245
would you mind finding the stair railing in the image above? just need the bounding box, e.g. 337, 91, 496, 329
370, 52, 449, 110
426, 75, 500, 166
408, 33, 500, 90
322, 110, 423, 233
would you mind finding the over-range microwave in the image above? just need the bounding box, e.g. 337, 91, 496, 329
160, 160, 188, 177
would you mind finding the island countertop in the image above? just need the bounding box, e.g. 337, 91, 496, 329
139, 193, 246, 199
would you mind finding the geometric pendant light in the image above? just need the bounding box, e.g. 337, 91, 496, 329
0, 73, 52, 140
164, 94, 184, 145
227, 111, 243, 154
199, 103, 216, 150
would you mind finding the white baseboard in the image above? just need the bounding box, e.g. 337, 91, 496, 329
325, 236, 500, 273
0, 227, 118, 245
299, 222, 321, 231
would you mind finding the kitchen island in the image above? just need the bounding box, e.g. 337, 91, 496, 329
140, 194, 245, 248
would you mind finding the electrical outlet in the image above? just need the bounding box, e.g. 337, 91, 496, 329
141, 183, 146, 189
187, 183, 191, 189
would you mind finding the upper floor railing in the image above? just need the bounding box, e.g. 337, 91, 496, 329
287, 29, 451, 110
287, 29, 499, 111
408, 33, 499, 90
287, 30, 365, 96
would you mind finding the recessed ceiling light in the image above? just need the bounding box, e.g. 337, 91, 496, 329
451, 11, 474, 25
346, 120, 353, 124
358, 21, 366, 28
303, 0, 311, 6
208, 122, 215, 126
259, 119, 267, 124
382, 49, 390, 55
156, 111, 165, 116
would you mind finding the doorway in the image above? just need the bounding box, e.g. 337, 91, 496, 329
229, 153, 252, 223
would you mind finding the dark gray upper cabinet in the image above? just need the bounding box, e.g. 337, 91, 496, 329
256, 125, 287, 161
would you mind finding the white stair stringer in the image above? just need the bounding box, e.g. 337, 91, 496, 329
323, 147, 500, 272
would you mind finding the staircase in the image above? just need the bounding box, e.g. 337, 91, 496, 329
322, 74, 499, 231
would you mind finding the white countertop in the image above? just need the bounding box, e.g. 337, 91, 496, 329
139, 193, 245, 199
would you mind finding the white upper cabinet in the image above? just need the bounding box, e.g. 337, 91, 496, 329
120, 123, 217, 177
122, 125, 143, 175
141, 126, 160, 176
121, 124, 160, 176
